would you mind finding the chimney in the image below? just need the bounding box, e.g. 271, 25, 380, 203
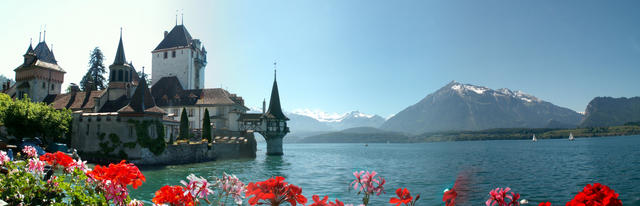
262, 99, 266, 114
164, 31, 168, 38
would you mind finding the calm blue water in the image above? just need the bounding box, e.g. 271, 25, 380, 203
131, 135, 640, 205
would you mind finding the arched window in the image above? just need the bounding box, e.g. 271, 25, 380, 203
118, 70, 123, 81
110, 72, 115, 81
124, 70, 129, 82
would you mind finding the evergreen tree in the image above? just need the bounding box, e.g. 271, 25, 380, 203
202, 108, 212, 142
179, 108, 190, 141
80, 47, 107, 91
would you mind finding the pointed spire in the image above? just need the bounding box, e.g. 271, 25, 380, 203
25, 39, 34, 54
181, 11, 184, 25
264, 63, 288, 120
175, 10, 178, 26
113, 28, 127, 65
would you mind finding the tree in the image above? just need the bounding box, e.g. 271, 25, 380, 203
202, 108, 211, 142
80, 47, 107, 91
179, 108, 190, 141
2, 94, 72, 144
137, 71, 152, 86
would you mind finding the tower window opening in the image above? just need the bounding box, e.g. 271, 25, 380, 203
118, 70, 123, 81
164, 52, 168, 59
172, 51, 176, 58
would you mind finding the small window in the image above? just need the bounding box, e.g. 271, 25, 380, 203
86, 124, 90, 135
51, 84, 54, 90
188, 109, 194, 117
129, 126, 133, 137
42, 82, 45, 88
164, 52, 168, 59
172, 50, 176, 58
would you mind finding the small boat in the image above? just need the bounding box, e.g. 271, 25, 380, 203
532, 134, 537, 142
569, 133, 575, 141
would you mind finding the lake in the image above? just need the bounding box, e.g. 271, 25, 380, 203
130, 135, 640, 205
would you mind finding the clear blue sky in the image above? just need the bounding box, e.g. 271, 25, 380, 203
1, 0, 639, 117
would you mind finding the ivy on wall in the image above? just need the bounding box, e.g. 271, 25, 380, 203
127, 119, 166, 156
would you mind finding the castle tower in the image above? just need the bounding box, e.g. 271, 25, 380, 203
151, 24, 207, 89
258, 70, 289, 155
14, 36, 65, 102
106, 30, 136, 101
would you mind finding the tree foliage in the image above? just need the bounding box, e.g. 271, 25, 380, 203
203, 108, 212, 142
80, 47, 107, 91
1, 94, 72, 144
179, 108, 190, 140
137, 71, 152, 86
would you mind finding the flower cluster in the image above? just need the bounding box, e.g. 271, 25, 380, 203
309, 195, 352, 206
442, 188, 457, 206
39, 151, 74, 168
26, 158, 45, 174
0, 150, 10, 165
565, 183, 622, 206
485, 187, 520, 206
245, 176, 307, 206
152, 185, 195, 206
390, 188, 420, 206
21, 146, 38, 158
350, 171, 386, 205
214, 172, 247, 205
181, 174, 214, 203
87, 160, 145, 205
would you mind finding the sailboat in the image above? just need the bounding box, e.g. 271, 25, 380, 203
569, 133, 575, 141
532, 134, 537, 142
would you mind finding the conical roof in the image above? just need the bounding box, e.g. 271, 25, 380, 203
33, 41, 57, 64
264, 73, 288, 120
25, 43, 34, 55
113, 32, 127, 65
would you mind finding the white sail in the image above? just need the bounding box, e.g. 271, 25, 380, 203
569, 133, 575, 141
532, 134, 537, 142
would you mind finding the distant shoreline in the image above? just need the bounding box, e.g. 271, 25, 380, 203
287, 125, 640, 144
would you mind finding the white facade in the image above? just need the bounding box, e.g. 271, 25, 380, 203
151, 46, 206, 90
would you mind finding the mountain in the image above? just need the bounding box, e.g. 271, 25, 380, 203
381, 81, 583, 134
286, 110, 385, 134
580, 97, 640, 127
293, 127, 412, 143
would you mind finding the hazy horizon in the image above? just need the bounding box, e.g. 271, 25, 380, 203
1, 0, 639, 117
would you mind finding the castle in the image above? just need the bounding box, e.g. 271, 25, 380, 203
4, 23, 290, 164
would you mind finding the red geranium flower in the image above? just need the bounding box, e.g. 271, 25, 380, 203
245, 176, 307, 206
539, 202, 551, 206
39, 151, 74, 168
310, 195, 329, 206
87, 160, 146, 189
443, 188, 457, 206
152, 185, 194, 206
390, 188, 413, 206
566, 183, 622, 206
309, 195, 346, 206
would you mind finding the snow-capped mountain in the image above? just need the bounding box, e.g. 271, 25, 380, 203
382, 81, 583, 134
287, 110, 385, 132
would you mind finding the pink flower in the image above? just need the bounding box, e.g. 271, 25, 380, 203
127, 199, 144, 206
0, 151, 9, 165
215, 172, 246, 204
351, 171, 386, 196
22, 146, 37, 158
27, 158, 45, 174
180, 174, 214, 200
66, 158, 90, 173
486, 187, 520, 206
102, 180, 129, 206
